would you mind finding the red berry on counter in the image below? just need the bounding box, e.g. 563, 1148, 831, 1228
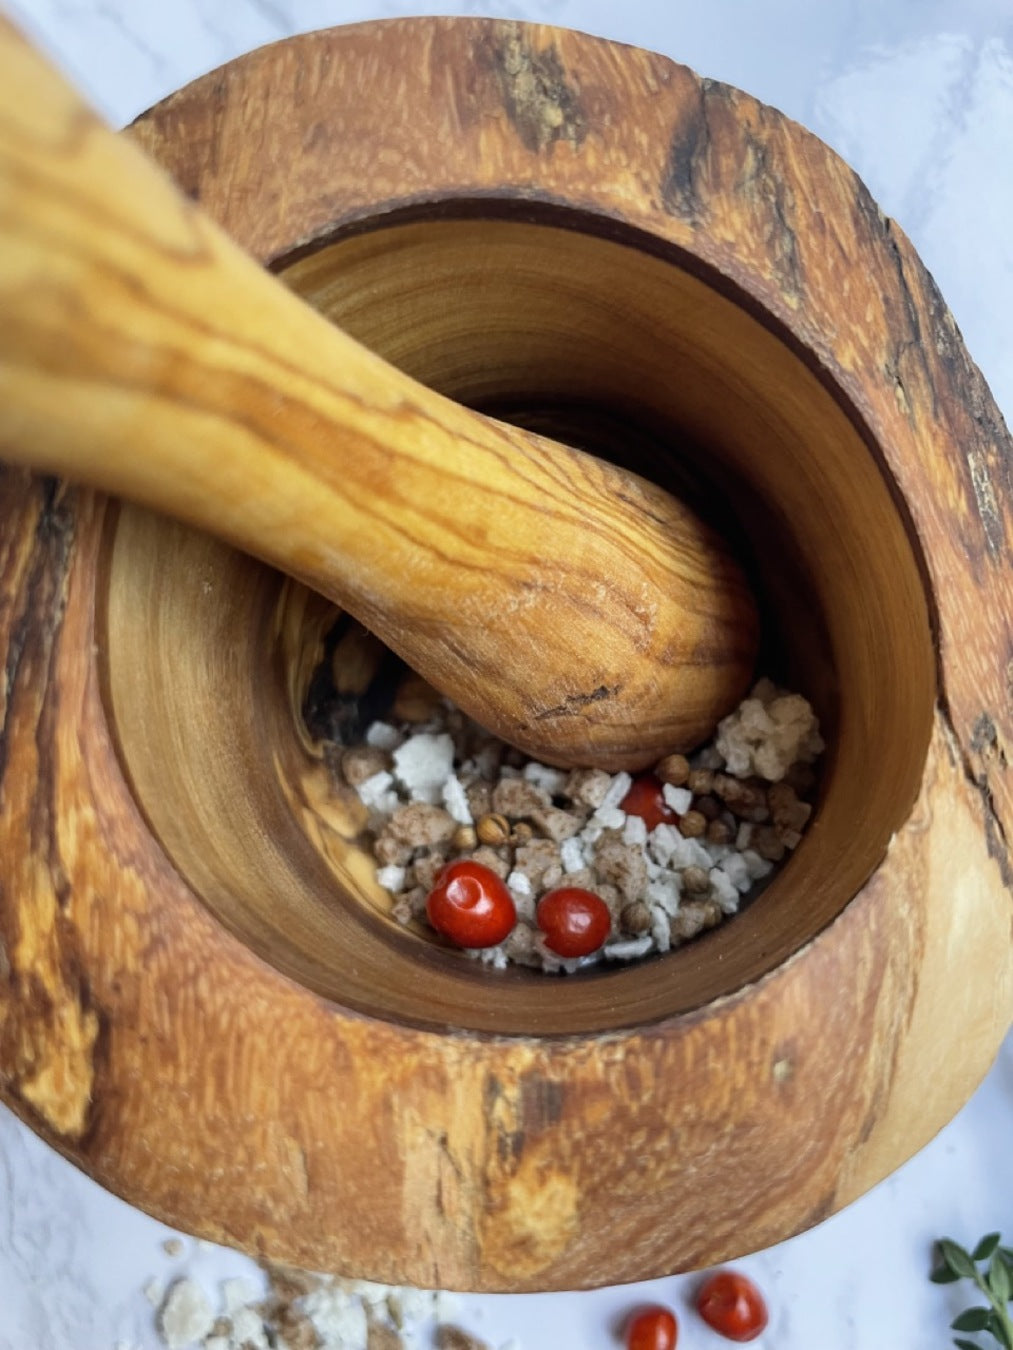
425, 860, 516, 949
619, 773, 678, 831
536, 887, 611, 958
695, 1270, 768, 1342
626, 1304, 678, 1350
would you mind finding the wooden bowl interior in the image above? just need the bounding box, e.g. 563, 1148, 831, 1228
101, 212, 936, 1035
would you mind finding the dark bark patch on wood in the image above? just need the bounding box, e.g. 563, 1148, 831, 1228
520, 1072, 565, 1133
940, 701, 1013, 891
661, 81, 711, 219
737, 123, 803, 301
488, 25, 587, 155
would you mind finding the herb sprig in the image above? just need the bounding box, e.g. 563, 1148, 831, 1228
931, 1233, 1013, 1349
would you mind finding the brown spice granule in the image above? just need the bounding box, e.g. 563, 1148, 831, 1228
678, 809, 708, 838
491, 777, 549, 818
621, 900, 652, 934
706, 818, 733, 845
384, 802, 456, 847
436, 1328, 491, 1350
368, 1319, 406, 1350
681, 865, 711, 894
565, 766, 613, 806
655, 752, 690, 786
529, 805, 582, 841
671, 898, 723, 941
593, 836, 648, 903
341, 745, 391, 787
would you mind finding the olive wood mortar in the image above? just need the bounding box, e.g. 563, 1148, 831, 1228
1, 18, 1011, 1292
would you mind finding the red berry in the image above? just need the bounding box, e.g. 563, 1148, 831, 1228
619, 773, 678, 832
536, 887, 611, 958
425, 860, 516, 949
695, 1270, 768, 1342
626, 1304, 678, 1350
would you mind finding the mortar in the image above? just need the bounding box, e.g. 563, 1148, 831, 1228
0, 17, 1010, 1292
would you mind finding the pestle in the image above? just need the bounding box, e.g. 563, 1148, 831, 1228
0, 18, 758, 770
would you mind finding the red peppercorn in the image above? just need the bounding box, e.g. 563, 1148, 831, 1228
536, 887, 611, 958
695, 1270, 768, 1342
626, 1304, 678, 1350
619, 773, 678, 832
425, 859, 516, 949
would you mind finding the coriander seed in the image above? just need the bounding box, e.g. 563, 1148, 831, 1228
476, 812, 511, 847
679, 809, 707, 838
654, 753, 690, 787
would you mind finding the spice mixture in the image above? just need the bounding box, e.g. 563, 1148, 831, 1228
324, 663, 823, 970
148, 1259, 501, 1350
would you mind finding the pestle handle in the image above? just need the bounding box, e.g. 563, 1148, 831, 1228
0, 18, 758, 770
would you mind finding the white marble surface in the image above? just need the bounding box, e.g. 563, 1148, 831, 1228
1, 1, 1012, 1347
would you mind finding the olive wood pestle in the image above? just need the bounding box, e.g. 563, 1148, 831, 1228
0, 20, 758, 770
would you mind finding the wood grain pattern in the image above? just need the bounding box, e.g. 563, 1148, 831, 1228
0, 17, 757, 771
0, 17, 1010, 1291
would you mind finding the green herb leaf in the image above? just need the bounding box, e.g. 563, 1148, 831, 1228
986, 1311, 1013, 1350
953, 1338, 982, 1350
932, 1265, 963, 1284
975, 1234, 1003, 1262
999, 1249, 1013, 1278
942, 1240, 981, 1281
952, 1308, 993, 1333
990, 1255, 1012, 1304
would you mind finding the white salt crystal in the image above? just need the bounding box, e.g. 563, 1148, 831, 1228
735, 822, 753, 850
376, 864, 406, 891
603, 935, 653, 961
649, 823, 683, 867
670, 837, 712, 870
593, 805, 626, 830
203, 1339, 229, 1350
356, 770, 399, 813
647, 873, 682, 914
506, 871, 533, 897
222, 1277, 258, 1314
303, 1285, 368, 1348
719, 853, 752, 893
523, 761, 568, 795
598, 771, 632, 814
578, 820, 605, 850
230, 1306, 269, 1349
469, 944, 510, 968
706, 842, 731, 865
143, 1278, 165, 1308
157, 1279, 215, 1350
650, 904, 671, 952
662, 784, 692, 814
782, 827, 803, 849
441, 773, 473, 825
710, 867, 740, 912
742, 849, 774, 881
392, 732, 455, 803
365, 721, 402, 750
560, 837, 584, 873
623, 814, 648, 847
389, 1288, 433, 1324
